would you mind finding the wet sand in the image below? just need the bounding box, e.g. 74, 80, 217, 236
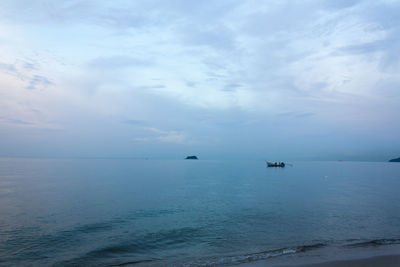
241, 254, 400, 267
298, 254, 400, 267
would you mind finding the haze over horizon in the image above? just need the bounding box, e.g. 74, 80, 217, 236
1, 0, 399, 161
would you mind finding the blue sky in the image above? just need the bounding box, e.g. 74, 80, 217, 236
0, 0, 399, 160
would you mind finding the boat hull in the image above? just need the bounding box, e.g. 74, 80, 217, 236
266, 161, 285, 167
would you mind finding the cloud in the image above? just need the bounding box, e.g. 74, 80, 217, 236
185, 81, 196, 88
26, 75, 52, 90
156, 133, 186, 144
133, 127, 189, 144
122, 119, 147, 126
0, 0, 400, 159
222, 83, 242, 92
278, 112, 315, 118
0, 62, 17, 73
0, 117, 33, 125
179, 23, 235, 50
23, 61, 38, 70
323, 0, 360, 10
87, 55, 154, 69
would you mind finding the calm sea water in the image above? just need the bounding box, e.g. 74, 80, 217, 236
0, 159, 400, 266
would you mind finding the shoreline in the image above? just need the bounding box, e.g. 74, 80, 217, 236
240, 254, 400, 267
298, 254, 400, 267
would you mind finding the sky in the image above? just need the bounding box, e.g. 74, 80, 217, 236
0, 0, 399, 161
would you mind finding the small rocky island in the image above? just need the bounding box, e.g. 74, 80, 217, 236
389, 157, 400, 162
185, 156, 198, 160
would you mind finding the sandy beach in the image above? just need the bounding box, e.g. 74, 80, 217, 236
241, 254, 400, 267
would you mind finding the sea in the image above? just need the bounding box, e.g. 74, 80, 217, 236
1, 158, 400, 266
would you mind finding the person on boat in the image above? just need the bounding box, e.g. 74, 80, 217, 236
281, 162, 285, 167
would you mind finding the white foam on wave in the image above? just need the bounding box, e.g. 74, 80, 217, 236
181, 246, 303, 266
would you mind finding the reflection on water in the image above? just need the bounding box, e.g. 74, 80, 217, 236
0, 159, 400, 266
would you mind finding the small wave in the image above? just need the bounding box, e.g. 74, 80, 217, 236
178, 243, 326, 266
126, 208, 184, 220
115, 259, 157, 266
346, 238, 400, 247
73, 222, 114, 234
53, 227, 203, 266
89, 227, 202, 257
110, 243, 325, 267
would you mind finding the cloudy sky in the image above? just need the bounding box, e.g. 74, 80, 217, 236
0, 0, 399, 160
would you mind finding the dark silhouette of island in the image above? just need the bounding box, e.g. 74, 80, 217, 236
185, 156, 198, 160
389, 157, 400, 162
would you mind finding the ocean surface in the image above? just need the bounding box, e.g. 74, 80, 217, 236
1, 158, 400, 266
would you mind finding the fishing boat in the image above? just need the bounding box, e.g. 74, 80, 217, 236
266, 161, 285, 167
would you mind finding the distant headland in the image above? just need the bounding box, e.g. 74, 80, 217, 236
389, 157, 400, 162
185, 156, 198, 160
